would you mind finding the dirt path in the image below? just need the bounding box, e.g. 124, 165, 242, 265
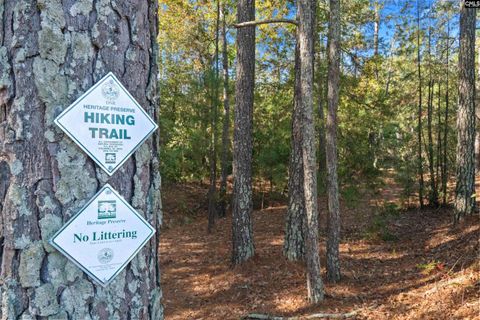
160, 182, 479, 319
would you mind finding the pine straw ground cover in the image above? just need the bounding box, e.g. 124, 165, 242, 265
160, 183, 479, 320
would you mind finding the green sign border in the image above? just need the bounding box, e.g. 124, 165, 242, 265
49, 184, 156, 287
54, 72, 158, 176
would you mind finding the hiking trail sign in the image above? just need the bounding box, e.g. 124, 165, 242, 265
50, 184, 156, 286
54, 72, 158, 175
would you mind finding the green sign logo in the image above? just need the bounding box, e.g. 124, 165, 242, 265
98, 201, 116, 219
105, 153, 116, 164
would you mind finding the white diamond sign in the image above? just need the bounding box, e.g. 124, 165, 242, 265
50, 184, 155, 286
55, 72, 158, 175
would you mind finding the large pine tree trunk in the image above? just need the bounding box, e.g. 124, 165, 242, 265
284, 37, 306, 261
455, 3, 476, 222
325, 0, 341, 283
476, 45, 480, 176
232, 0, 255, 264
0, 1, 162, 319
298, 0, 324, 303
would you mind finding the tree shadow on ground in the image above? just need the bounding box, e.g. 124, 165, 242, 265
160, 201, 479, 320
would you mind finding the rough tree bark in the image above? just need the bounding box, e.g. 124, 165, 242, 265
298, 0, 324, 303
454, 3, 476, 222
219, 3, 230, 218
476, 44, 480, 177
232, 0, 255, 264
284, 36, 306, 262
325, 0, 341, 283
0, 1, 162, 319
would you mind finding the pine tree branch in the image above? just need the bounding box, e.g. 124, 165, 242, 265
234, 19, 298, 28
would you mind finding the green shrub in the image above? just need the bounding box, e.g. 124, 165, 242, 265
341, 185, 360, 209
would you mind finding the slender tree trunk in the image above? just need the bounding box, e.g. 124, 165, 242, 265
317, 36, 327, 190
436, 81, 442, 190
442, 20, 450, 206
416, 0, 425, 208
298, 0, 324, 303
232, 0, 255, 264
384, 36, 396, 97
0, 1, 163, 319
219, 4, 230, 218
318, 83, 327, 187
208, 0, 221, 232
373, 1, 380, 80
284, 37, 306, 261
373, 3, 379, 57
426, 24, 438, 207
326, 0, 341, 283
442, 72, 450, 205
427, 79, 438, 206
454, 3, 476, 222
476, 131, 480, 174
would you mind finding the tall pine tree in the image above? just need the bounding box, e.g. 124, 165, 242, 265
232, 0, 256, 264
0, 1, 162, 318
454, 2, 476, 222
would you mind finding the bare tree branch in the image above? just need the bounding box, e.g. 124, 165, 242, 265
234, 19, 298, 28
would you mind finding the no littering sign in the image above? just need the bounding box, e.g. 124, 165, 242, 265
54, 72, 158, 175
50, 184, 155, 286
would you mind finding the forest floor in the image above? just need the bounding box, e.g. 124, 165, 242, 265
159, 174, 479, 320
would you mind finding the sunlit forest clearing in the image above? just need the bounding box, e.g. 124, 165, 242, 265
158, 0, 479, 318
160, 177, 478, 319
